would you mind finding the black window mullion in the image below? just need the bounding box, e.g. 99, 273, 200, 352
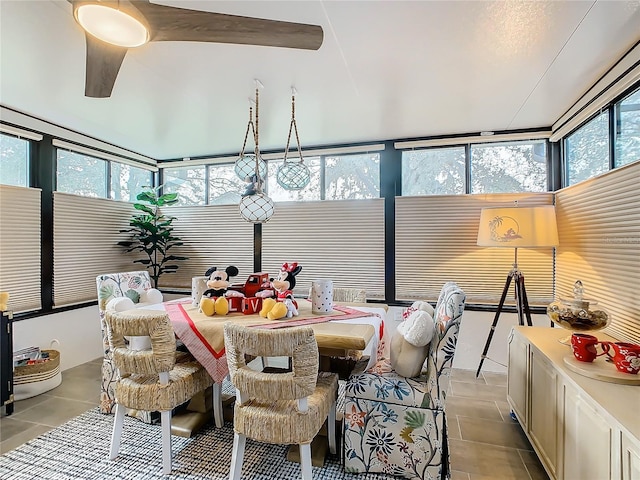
464, 144, 471, 194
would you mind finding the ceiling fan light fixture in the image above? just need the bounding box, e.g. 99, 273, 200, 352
75, 4, 149, 48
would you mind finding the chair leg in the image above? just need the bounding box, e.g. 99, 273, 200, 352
229, 432, 246, 480
109, 403, 126, 460
161, 410, 172, 475
213, 382, 224, 428
328, 400, 337, 455
299, 442, 313, 480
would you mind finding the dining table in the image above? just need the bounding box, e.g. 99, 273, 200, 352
144, 297, 389, 437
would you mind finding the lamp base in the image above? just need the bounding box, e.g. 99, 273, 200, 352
476, 267, 532, 377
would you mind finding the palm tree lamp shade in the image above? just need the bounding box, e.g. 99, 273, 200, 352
475, 204, 559, 377
476, 205, 559, 251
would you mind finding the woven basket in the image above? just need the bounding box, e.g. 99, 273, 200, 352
14, 350, 62, 400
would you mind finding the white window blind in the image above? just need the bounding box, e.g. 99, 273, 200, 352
0, 185, 41, 313
555, 161, 640, 344
53, 193, 138, 307
396, 193, 556, 304
160, 205, 254, 290
262, 199, 385, 300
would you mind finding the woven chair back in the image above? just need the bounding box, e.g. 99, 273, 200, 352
224, 323, 319, 401
105, 309, 176, 375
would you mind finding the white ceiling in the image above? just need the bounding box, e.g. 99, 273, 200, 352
1, 1, 640, 161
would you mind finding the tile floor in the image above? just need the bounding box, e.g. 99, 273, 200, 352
0, 360, 549, 479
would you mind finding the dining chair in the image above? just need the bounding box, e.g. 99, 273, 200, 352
105, 309, 213, 475
224, 323, 339, 480
96, 271, 162, 417
343, 282, 466, 479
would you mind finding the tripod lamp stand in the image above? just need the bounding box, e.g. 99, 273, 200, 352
475, 204, 558, 377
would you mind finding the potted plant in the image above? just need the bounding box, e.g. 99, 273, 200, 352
117, 186, 188, 288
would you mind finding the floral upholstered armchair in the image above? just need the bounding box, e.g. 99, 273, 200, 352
344, 282, 466, 480
96, 271, 164, 419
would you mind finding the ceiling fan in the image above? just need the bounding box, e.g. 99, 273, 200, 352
70, 0, 324, 98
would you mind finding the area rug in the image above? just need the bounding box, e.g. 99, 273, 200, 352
0, 399, 391, 479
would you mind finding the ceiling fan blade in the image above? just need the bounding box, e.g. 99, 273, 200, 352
131, 1, 323, 50
83, 33, 128, 98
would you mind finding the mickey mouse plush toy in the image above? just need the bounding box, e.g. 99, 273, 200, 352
259, 262, 302, 320
199, 266, 239, 316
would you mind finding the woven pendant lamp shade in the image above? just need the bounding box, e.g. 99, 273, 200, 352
236, 83, 274, 223
239, 193, 275, 223
277, 90, 310, 191
235, 154, 267, 182
276, 161, 310, 190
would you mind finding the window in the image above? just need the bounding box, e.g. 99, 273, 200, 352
402, 147, 465, 195
110, 162, 153, 201
208, 164, 245, 205
163, 166, 205, 205
0, 133, 29, 186
57, 149, 107, 197
615, 87, 640, 167
471, 141, 547, 193
267, 157, 322, 202
325, 153, 380, 200
565, 112, 610, 186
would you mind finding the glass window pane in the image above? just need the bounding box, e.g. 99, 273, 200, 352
208, 164, 244, 205
110, 162, 153, 201
325, 153, 380, 200
471, 141, 547, 193
57, 150, 107, 197
163, 166, 205, 205
565, 112, 610, 185
267, 157, 321, 202
615, 87, 640, 168
0, 133, 28, 186
402, 147, 465, 195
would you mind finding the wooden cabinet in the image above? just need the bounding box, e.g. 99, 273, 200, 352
507, 329, 528, 426
507, 327, 640, 480
529, 349, 559, 478
563, 381, 612, 480
622, 431, 640, 480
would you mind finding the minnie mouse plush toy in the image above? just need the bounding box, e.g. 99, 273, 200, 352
199, 265, 240, 316
259, 262, 302, 320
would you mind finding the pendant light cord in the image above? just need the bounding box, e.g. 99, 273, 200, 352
283, 94, 304, 164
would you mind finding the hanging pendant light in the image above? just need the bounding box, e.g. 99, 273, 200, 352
238, 82, 275, 223
276, 88, 310, 191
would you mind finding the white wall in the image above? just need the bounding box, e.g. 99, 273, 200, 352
13, 305, 103, 372
386, 306, 551, 374
14, 301, 551, 374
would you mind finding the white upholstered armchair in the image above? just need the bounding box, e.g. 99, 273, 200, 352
343, 282, 466, 479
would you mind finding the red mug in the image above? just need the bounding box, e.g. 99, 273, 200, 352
600, 341, 640, 374
570, 333, 608, 362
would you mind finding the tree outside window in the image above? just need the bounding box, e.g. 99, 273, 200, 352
163, 166, 205, 205
208, 164, 244, 205
0, 133, 28, 186
57, 150, 107, 197
565, 112, 610, 186
615, 87, 640, 168
402, 147, 465, 195
471, 141, 547, 193
325, 153, 380, 200
111, 162, 153, 201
